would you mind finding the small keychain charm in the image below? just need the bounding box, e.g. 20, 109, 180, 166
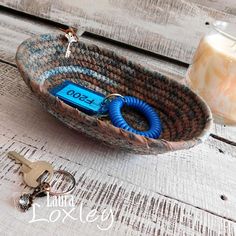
65, 32, 77, 58
60, 27, 85, 58
18, 182, 50, 212
60, 27, 80, 58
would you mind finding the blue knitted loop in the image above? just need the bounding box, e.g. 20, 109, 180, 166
108, 96, 162, 139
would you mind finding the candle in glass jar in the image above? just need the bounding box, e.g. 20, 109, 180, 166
187, 22, 236, 125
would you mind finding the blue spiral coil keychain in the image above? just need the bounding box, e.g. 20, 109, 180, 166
50, 80, 162, 139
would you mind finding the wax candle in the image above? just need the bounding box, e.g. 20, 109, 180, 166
187, 21, 236, 125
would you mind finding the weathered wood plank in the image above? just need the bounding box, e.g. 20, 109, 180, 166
1, 136, 236, 235
1, 0, 236, 64
1, 61, 236, 223
213, 124, 236, 143
0, 9, 186, 80
190, 0, 236, 15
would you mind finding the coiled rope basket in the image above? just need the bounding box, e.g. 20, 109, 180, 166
16, 33, 213, 155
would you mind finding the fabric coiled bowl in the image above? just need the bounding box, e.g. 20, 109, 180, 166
16, 33, 213, 155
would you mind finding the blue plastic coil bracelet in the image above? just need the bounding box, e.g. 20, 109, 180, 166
108, 96, 162, 139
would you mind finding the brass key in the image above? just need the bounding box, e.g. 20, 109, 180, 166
8, 151, 54, 188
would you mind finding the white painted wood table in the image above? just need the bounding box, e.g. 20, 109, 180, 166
0, 1, 236, 235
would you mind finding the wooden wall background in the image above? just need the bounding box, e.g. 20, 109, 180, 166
0, 0, 236, 64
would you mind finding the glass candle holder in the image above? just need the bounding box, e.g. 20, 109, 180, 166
186, 21, 236, 125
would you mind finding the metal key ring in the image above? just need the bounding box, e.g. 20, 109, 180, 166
48, 170, 76, 196
96, 93, 125, 119
102, 93, 124, 105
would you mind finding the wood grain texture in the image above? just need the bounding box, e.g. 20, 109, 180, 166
0, 136, 236, 236
1, 0, 236, 64
1, 61, 236, 224
190, 0, 236, 15
0, 9, 235, 144
0, 9, 186, 80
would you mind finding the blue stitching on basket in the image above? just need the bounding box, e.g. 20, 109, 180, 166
40, 34, 54, 41
36, 66, 118, 87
